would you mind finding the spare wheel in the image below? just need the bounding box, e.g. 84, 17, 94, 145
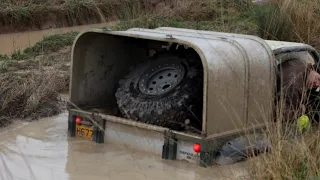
115, 53, 203, 130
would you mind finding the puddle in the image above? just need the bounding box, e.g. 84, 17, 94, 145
0, 113, 249, 180
0, 23, 115, 55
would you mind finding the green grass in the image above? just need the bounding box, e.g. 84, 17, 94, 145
0, 54, 10, 60
24, 31, 79, 56
114, 11, 258, 35
11, 50, 29, 60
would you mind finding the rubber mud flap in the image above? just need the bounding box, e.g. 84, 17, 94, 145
162, 131, 177, 160
92, 117, 106, 144
68, 114, 76, 137
200, 151, 215, 167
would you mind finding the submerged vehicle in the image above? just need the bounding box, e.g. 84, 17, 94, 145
67, 27, 319, 167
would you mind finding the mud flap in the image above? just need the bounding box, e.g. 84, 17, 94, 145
68, 113, 76, 137
67, 111, 106, 144
199, 140, 217, 167
162, 130, 177, 160
91, 113, 106, 144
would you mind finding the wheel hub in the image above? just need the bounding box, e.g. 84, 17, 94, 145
138, 63, 185, 95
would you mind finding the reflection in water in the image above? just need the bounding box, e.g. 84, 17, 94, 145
0, 23, 113, 55
0, 113, 248, 180
0, 114, 69, 180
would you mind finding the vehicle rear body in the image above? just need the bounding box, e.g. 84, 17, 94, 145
67, 27, 319, 167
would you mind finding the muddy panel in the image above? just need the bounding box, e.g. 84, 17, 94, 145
236, 38, 275, 128
70, 32, 148, 107
103, 120, 199, 163
203, 41, 247, 135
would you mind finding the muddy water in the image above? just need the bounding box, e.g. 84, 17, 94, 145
0, 113, 249, 180
0, 23, 115, 55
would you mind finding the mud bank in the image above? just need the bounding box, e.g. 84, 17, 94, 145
0, 112, 249, 180
0, 0, 116, 34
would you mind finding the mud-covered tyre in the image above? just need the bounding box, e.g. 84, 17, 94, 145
115, 53, 202, 130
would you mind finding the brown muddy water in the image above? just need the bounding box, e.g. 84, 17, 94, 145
0, 23, 114, 55
0, 112, 249, 180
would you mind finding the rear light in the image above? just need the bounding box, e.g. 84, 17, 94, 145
75, 117, 82, 124
193, 143, 201, 153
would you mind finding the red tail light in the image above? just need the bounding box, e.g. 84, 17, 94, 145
193, 143, 201, 153
75, 117, 82, 124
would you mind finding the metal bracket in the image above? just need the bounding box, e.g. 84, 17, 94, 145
162, 130, 177, 160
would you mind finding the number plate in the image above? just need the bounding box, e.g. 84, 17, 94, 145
76, 125, 93, 139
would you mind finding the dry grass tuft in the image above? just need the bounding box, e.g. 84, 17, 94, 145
0, 69, 68, 120
249, 125, 320, 179
256, 0, 320, 48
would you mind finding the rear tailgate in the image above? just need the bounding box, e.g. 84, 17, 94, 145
68, 109, 201, 164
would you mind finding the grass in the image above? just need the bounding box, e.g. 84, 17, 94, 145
0, 0, 319, 49
0, 0, 256, 33
23, 31, 79, 57
248, 117, 320, 179
0, 32, 72, 119
254, 0, 320, 48
113, 14, 258, 35
0, 70, 68, 120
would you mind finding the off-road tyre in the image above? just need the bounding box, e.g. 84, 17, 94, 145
115, 53, 203, 130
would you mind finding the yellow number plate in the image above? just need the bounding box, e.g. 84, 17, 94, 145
76, 125, 93, 139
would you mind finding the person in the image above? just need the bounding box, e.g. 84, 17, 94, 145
276, 58, 320, 123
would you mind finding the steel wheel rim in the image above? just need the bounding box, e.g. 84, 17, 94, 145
138, 63, 185, 95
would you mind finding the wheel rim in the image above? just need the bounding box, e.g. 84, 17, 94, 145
138, 63, 186, 95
